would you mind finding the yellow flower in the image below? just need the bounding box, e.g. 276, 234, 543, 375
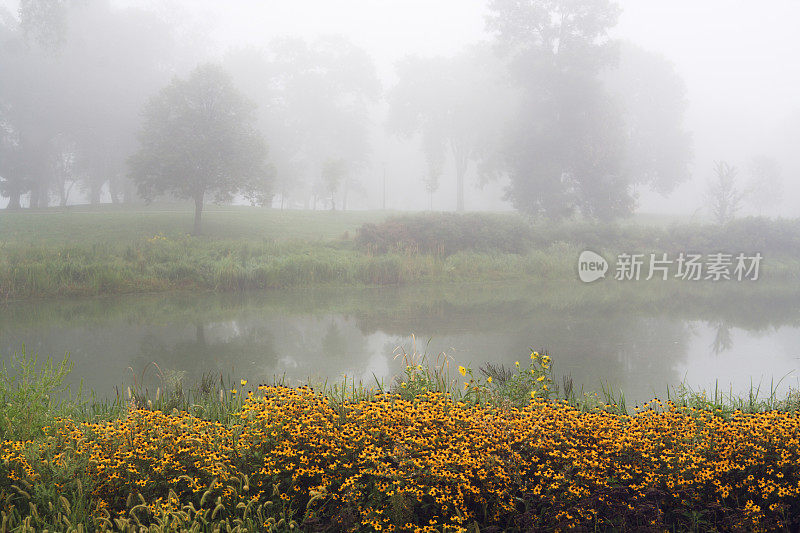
231, 389, 237, 395
515, 361, 520, 367
458, 366, 466, 376
401, 382, 407, 388
530, 390, 537, 398
416, 365, 422, 371
240, 379, 247, 386
486, 376, 493, 384
537, 375, 545, 382
531, 351, 539, 359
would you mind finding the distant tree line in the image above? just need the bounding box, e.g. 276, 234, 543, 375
1, 0, 787, 227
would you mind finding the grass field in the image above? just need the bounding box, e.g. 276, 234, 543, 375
2, 204, 799, 301
0, 203, 389, 245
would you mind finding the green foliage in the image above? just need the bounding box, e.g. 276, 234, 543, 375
0, 348, 74, 441
3, 207, 800, 300
487, 0, 693, 221
476, 351, 556, 407
356, 212, 534, 255
3, 349, 800, 530
129, 64, 270, 234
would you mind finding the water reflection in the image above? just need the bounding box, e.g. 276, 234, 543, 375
1, 282, 799, 407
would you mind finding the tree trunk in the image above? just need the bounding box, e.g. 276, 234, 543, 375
6, 191, 21, 209
193, 192, 204, 235
455, 159, 467, 212
109, 175, 121, 204
452, 144, 469, 212
28, 186, 38, 209
89, 182, 102, 204
30, 184, 47, 209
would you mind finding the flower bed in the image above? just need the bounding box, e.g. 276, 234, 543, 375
2, 384, 800, 531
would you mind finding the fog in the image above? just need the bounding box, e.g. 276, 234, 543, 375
1, 0, 799, 218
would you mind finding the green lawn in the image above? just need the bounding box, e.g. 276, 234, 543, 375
0, 203, 391, 245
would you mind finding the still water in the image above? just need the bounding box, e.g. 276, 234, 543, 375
2, 282, 799, 407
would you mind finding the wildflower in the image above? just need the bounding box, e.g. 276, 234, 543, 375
530, 390, 537, 398
458, 366, 466, 376
240, 379, 247, 386
231, 389, 237, 395
416, 365, 422, 371
401, 382, 407, 388
486, 377, 493, 384
515, 361, 520, 367
537, 375, 545, 382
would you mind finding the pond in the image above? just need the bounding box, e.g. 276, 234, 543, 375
2, 281, 799, 407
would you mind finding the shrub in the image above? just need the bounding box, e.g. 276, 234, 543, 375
356, 213, 534, 255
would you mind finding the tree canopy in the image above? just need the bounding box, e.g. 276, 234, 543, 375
128, 64, 269, 234
487, 0, 691, 220
0, 0, 177, 208
388, 45, 512, 212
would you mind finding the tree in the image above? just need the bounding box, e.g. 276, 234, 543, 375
59, 1, 178, 205
128, 64, 269, 235
224, 37, 379, 209
488, 0, 635, 220
320, 158, 347, 210
0, 0, 179, 209
388, 45, 511, 212
18, 0, 67, 50
745, 155, 782, 215
602, 42, 693, 195
706, 161, 741, 224
0, 10, 63, 208
421, 128, 445, 210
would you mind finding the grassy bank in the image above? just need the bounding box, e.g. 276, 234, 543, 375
0, 237, 579, 300
0, 205, 570, 299
2, 205, 800, 300
2, 350, 800, 531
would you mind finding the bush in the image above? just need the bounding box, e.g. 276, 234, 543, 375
0, 348, 75, 441
355, 213, 534, 255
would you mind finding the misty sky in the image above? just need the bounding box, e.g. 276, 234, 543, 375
3, 0, 798, 215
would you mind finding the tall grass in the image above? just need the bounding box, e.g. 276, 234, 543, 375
4, 206, 800, 299
1, 236, 581, 299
